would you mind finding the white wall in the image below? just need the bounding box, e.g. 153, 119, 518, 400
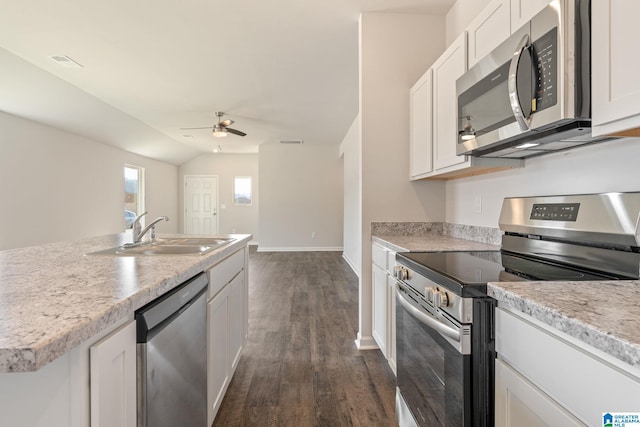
446, 138, 640, 226
340, 115, 361, 275
0, 111, 178, 250
357, 12, 447, 348
178, 153, 259, 241
258, 143, 343, 250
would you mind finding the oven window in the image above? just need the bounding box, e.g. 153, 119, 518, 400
396, 298, 472, 426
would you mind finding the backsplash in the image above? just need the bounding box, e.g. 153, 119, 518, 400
443, 223, 502, 245
370, 222, 443, 236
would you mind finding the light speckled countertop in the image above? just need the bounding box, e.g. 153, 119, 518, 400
373, 234, 500, 253
488, 281, 640, 370
0, 233, 251, 373
373, 228, 640, 372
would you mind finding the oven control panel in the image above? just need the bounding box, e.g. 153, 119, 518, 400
395, 264, 474, 324
426, 286, 449, 308
530, 202, 580, 221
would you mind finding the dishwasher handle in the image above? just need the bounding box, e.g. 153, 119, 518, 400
136, 273, 208, 343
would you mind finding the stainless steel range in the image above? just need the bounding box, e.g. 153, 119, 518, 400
394, 192, 640, 427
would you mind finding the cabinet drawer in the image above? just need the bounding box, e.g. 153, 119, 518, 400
372, 244, 389, 269
496, 308, 640, 426
208, 249, 244, 298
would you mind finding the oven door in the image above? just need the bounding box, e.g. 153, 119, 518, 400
395, 281, 472, 427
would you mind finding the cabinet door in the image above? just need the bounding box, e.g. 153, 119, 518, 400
228, 273, 245, 373
208, 287, 230, 426
410, 69, 433, 179
90, 320, 137, 427
495, 359, 586, 427
468, 0, 510, 68
510, 0, 550, 30
592, 0, 640, 135
387, 274, 397, 375
372, 263, 388, 357
433, 32, 468, 170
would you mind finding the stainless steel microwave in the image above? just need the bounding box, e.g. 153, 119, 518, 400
456, 0, 610, 159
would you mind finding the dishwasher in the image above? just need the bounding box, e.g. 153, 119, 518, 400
136, 272, 208, 427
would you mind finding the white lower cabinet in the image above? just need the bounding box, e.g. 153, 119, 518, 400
89, 320, 137, 427
495, 307, 640, 427
206, 248, 248, 425
495, 359, 585, 427
208, 285, 230, 424
372, 262, 388, 357
371, 242, 397, 375
0, 315, 135, 427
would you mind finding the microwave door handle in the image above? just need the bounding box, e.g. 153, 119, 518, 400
508, 33, 532, 131
395, 283, 461, 342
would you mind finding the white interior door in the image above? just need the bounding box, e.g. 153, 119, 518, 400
184, 176, 218, 234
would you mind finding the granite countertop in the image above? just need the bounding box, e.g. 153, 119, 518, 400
372, 234, 500, 253
0, 233, 251, 373
489, 281, 640, 371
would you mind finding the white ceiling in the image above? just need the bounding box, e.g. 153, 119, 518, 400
0, 0, 454, 165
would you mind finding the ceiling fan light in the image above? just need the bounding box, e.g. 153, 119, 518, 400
213, 126, 227, 138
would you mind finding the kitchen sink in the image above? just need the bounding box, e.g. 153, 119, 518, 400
156, 237, 235, 246
87, 237, 235, 256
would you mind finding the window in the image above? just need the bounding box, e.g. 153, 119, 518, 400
124, 165, 145, 229
233, 176, 252, 206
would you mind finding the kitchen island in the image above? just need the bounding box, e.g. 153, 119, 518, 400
0, 232, 251, 426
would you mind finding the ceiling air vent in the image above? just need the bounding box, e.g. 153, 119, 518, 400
280, 140, 304, 144
48, 55, 83, 68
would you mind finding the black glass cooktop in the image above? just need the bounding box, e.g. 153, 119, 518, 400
397, 250, 622, 295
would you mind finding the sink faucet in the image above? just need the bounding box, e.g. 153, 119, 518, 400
132, 212, 169, 244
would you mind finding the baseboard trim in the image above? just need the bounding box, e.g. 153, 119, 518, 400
257, 246, 343, 252
342, 254, 360, 277
355, 334, 379, 350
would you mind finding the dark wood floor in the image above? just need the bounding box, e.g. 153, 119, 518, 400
212, 250, 397, 426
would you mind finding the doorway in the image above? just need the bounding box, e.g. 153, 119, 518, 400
184, 175, 219, 234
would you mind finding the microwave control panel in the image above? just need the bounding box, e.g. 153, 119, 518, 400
531, 27, 558, 113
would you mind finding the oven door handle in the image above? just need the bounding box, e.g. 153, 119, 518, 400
395, 283, 461, 342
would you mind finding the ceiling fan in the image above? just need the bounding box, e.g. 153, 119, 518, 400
180, 112, 247, 138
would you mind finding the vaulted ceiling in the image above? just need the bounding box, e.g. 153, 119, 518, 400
0, 0, 454, 165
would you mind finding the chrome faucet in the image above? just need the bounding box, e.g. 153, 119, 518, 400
132, 212, 169, 244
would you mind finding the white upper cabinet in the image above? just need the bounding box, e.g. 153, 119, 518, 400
510, 0, 550, 30
433, 32, 468, 171
409, 69, 433, 179
468, 0, 511, 68
592, 0, 640, 136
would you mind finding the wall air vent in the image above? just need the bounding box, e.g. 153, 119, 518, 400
280, 140, 304, 144
48, 55, 83, 68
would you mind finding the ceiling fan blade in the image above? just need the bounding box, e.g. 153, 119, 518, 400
220, 119, 234, 127
179, 126, 213, 130
226, 127, 247, 137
